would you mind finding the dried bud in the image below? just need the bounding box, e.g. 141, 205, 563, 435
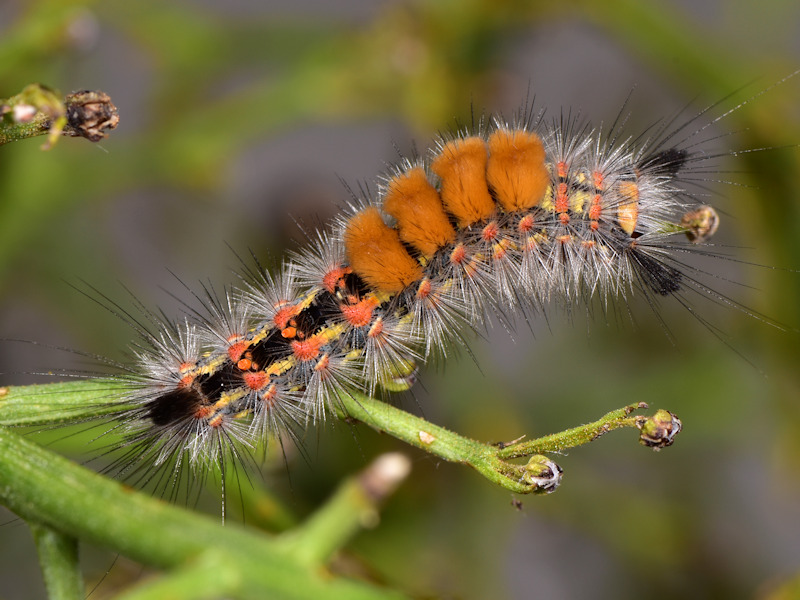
522, 455, 563, 494
637, 410, 682, 450
64, 90, 119, 142
680, 206, 719, 243
358, 452, 411, 503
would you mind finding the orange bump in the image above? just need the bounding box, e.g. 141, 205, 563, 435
273, 303, 299, 330
482, 221, 499, 241
292, 335, 324, 361
383, 167, 456, 256
555, 182, 569, 214
322, 265, 352, 293
416, 278, 432, 299
487, 129, 549, 212
227, 340, 248, 363
518, 214, 535, 232
592, 170, 604, 190
344, 207, 423, 294
589, 194, 603, 221
616, 181, 639, 235
450, 243, 467, 265
431, 136, 495, 227
194, 405, 214, 419
340, 296, 379, 328
244, 370, 268, 391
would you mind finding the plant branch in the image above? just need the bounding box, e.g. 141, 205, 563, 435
0, 381, 682, 497
112, 551, 239, 600
0, 84, 118, 149
0, 425, 408, 600
29, 522, 84, 600
277, 453, 411, 566
495, 404, 683, 458
339, 391, 681, 494
0, 380, 128, 425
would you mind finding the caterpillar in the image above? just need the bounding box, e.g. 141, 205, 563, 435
80, 103, 728, 483
7, 79, 790, 508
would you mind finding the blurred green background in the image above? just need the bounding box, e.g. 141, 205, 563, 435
1, 0, 799, 598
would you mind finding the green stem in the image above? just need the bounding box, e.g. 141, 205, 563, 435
29, 522, 84, 600
496, 403, 646, 459
111, 552, 243, 600
0, 380, 129, 426
277, 453, 411, 566
340, 393, 679, 494
0, 381, 681, 496
340, 390, 537, 494
0, 425, 406, 600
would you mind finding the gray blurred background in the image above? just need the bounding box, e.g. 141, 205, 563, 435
1, 0, 799, 598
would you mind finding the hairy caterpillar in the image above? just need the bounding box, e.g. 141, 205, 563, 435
71, 109, 715, 472
5, 77, 793, 511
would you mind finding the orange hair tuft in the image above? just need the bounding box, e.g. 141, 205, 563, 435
431, 136, 495, 227
487, 129, 550, 212
344, 207, 423, 293
383, 167, 456, 256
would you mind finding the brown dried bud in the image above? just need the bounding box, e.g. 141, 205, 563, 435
522, 455, 563, 494
637, 410, 682, 450
64, 90, 119, 142
680, 206, 719, 244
